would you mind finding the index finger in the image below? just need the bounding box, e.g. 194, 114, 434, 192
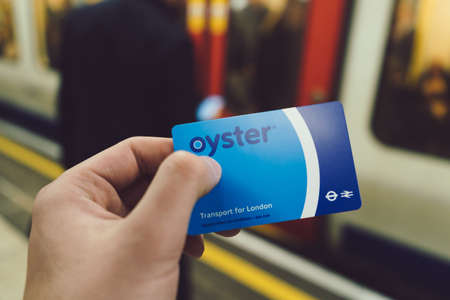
68, 137, 173, 191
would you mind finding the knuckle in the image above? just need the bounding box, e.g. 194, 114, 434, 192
121, 136, 141, 147
32, 183, 56, 218
165, 151, 207, 180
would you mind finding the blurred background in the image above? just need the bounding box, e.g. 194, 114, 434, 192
0, 0, 449, 299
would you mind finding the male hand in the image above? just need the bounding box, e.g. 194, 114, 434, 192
24, 137, 238, 300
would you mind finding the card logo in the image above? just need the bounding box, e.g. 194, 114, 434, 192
189, 125, 273, 156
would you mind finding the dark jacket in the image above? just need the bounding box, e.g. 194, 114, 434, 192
59, 0, 199, 167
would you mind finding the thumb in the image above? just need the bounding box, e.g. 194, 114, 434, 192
127, 151, 221, 241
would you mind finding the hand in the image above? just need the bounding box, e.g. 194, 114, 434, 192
24, 137, 238, 300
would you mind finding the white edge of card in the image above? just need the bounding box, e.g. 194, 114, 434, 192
282, 108, 320, 218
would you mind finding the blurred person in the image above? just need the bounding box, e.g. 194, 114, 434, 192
253, 0, 307, 111
58, 1, 200, 298
224, 0, 267, 114
386, 0, 416, 88
416, 61, 450, 156
44, 0, 72, 69
24, 137, 239, 300
58, 0, 199, 169
373, 0, 417, 148
0, 0, 17, 59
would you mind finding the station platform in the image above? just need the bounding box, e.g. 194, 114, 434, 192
0, 122, 390, 300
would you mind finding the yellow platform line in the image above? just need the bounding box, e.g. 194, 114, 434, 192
0, 134, 316, 300
0, 135, 64, 180
202, 240, 317, 300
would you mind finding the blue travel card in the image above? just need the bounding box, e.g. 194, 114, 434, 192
172, 101, 361, 235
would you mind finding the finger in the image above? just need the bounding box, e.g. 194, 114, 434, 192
215, 229, 241, 237
119, 176, 152, 215
183, 235, 205, 258
127, 151, 221, 244
67, 137, 173, 191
